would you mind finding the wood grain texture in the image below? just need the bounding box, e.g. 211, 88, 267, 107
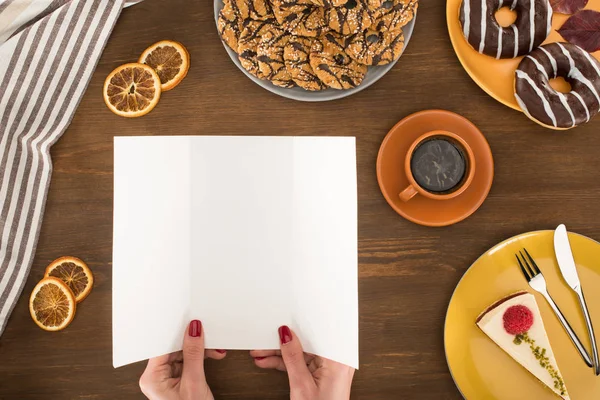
1, 0, 600, 399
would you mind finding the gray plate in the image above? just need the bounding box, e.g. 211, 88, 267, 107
213, 1, 417, 102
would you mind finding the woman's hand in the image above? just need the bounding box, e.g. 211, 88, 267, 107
139, 320, 227, 400
250, 326, 355, 400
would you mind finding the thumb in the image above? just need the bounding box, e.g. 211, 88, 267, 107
278, 326, 315, 391
181, 320, 206, 385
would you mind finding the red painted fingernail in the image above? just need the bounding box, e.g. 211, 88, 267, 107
278, 325, 292, 345
254, 357, 266, 360
189, 320, 202, 337
216, 349, 226, 354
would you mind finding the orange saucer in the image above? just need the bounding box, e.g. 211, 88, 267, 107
376, 110, 494, 227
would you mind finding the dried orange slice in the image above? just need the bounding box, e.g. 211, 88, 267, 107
29, 277, 76, 332
139, 40, 190, 91
44, 256, 94, 303
103, 63, 161, 118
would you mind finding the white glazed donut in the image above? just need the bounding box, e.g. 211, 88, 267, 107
459, 0, 552, 59
515, 43, 600, 129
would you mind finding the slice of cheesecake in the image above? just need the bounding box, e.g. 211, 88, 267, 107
476, 291, 570, 399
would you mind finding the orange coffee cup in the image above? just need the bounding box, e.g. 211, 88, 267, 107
399, 130, 476, 202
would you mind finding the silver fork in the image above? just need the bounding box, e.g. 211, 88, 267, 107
517, 249, 593, 367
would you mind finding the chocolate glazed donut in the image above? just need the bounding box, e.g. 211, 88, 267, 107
515, 43, 600, 129
459, 0, 552, 59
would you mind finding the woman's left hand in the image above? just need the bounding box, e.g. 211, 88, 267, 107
139, 320, 227, 400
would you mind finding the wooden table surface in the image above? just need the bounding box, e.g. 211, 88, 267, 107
2, 1, 600, 399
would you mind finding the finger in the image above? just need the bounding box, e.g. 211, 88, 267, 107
250, 350, 281, 358
278, 326, 315, 390
254, 355, 287, 372
205, 349, 227, 360
146, 353, 171, 370
166, 351, 183, 365
140, 354, 173, 397
181, 320, 207, 385
252, 351, 312, 362
253, 352, 313, 367
308, 359, 319, 374
304, 353, 316, 364
171, 361, 184, 378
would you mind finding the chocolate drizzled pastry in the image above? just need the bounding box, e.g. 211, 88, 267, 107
257, 27, 296, 87
272, 0, 329, 37
310, 0, 349, 6
312, 0, 383, 8
372, 0, 417, 32
231, 0, 274, 20
459, 0, 552, 59
515, 42, 600, 129
346, 25, 404, 65
310, 31, 367, 89
238, 19, 279, 78
326, 0, 373, 35
218, 0, 244, 52
284, 36, 328, 90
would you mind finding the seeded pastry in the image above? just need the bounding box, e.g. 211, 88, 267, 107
310, 0, 351, 6
230, 0, 273, 20
310, 32, 367, 89
272, 0, 329, 37
238, 18, 279, 78
347, 26, 404, 65
372, 0, 418, 32
284, 36, 327, 90
257, 27, 296, 88
326, 0, 373, 35
218, 0, 244, 52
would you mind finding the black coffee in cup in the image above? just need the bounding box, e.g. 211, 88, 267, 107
409, 137, 467, 194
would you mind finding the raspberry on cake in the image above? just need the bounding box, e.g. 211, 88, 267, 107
503, 304, 534, 335
477, 291, 570, 399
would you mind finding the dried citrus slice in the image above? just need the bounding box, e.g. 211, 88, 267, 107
44, 256, 94, 303
103, 62, 161, 118
29, 277, 76, 332
139, 40, 190, 91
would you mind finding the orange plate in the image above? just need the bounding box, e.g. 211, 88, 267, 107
447, 0, 600, 111
376, 110, 494, 227
445, 231, 600, 399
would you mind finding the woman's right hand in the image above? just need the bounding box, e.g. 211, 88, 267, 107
250, 326, 355, 400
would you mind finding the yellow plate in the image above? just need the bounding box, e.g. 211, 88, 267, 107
445, 231, 600, 399
447, 0, 600, 111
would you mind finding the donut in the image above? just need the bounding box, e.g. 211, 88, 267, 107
346, 25, 405, 65
283, 36, 328, 90
459, 0, 552, 59
310, 32, 368, 89
257, 28, 296, 88
515, 43, 600, 129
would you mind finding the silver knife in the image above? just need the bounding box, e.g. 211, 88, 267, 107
554, 224, 600, 375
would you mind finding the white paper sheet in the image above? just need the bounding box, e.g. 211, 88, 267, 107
113, 136, 358, 369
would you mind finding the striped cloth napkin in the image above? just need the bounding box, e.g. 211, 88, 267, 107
0, 0, 142, 336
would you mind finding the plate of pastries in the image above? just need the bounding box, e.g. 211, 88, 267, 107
215, 0, 418, 101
